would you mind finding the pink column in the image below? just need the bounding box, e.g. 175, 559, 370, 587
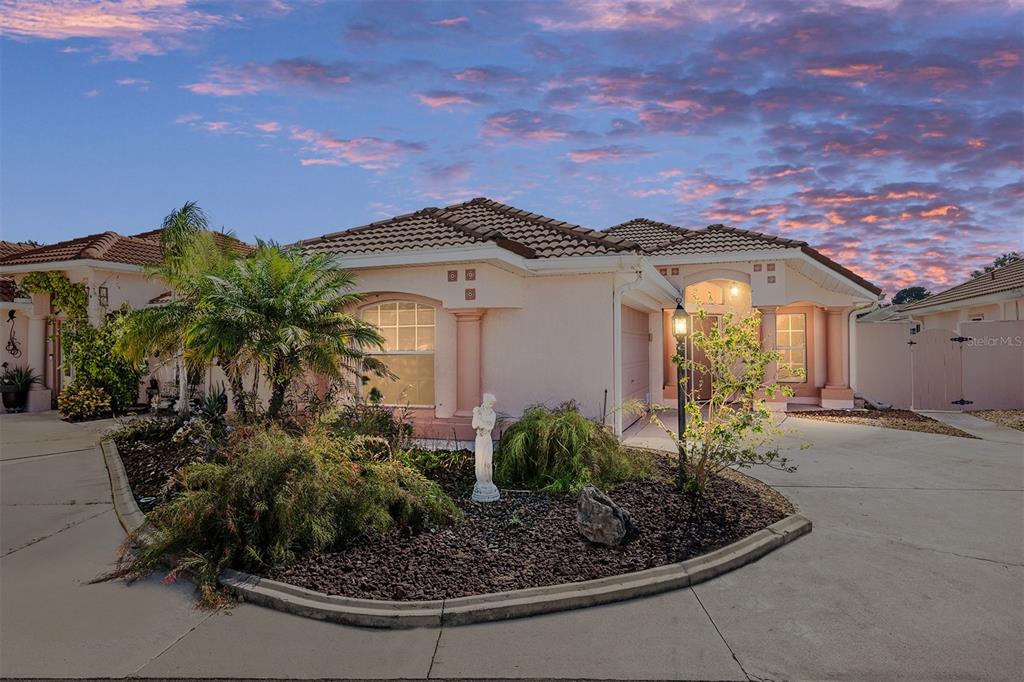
821, 307, 854, 408
455, 309, 485, 415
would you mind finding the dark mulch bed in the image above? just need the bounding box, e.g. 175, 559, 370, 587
117, 440, 204, 513
787, 409, 978, 438
265, 454, 793, 601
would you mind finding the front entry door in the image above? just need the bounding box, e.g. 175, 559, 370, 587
688, 314, 719, 402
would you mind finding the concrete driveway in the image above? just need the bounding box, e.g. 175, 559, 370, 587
1, 412, 1021, 680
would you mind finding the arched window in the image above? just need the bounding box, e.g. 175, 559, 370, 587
361, 300, 435, 405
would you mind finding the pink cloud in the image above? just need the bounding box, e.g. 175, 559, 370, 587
431, 16, 468, 27
184, 59, 354, 97
567, 145, 650, 164
289, 126, 425, 169
0, 0, 230, 60
482, 109, 581, 142
415, 90, 489, 108
116, 77, 150, 90
253, 121, 280, 133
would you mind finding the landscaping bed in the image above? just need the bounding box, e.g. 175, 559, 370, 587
787, 409, 978, 438
968, 410, 1024, 432
264, 454, 792, 601
117, 438, 205, 512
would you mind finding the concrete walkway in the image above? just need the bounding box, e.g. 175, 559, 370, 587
1, 412, 1022, 680
918, 410, 1024, 446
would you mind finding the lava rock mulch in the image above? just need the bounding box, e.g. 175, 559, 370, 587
265, 455, 794, 601
116, 440, 204, 513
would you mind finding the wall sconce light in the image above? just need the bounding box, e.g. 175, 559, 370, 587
729, 284, 740, 297
98, 286, 109, 307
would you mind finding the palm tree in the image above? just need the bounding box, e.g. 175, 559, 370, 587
117, 202, 242, 417
193, 243, 390, 419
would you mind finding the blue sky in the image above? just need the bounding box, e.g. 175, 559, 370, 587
1, 0, 1022, 295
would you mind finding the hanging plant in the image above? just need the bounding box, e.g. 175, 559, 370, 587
20, 272, 88, 320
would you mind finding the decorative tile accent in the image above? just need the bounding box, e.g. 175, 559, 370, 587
671, 267, 679, 275
659, 268, 667, 275
753, 264, 762, 272
447, 270, 458, 282
465, 288, 476, 300
767, 263, 775, 271
465, 268, 476, 281
767, 275, 776, 284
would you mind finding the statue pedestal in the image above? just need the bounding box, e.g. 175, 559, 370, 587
472, 481, 500, 503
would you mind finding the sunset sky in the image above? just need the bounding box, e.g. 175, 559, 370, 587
1, 0, 1022, 296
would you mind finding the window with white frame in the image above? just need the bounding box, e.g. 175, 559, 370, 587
361, 301, 435, 405
775, 313, 806, 383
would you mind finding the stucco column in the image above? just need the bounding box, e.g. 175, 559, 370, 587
756, 307, 786, 411
822, 307, 855, 408
454, 309, 485, 416
25, 292, 53, 412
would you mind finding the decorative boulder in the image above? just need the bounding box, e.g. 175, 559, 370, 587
576, 484, 635, 546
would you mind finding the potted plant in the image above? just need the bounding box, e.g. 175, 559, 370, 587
1, 365, 41, 412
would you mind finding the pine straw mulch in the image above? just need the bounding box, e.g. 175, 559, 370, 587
968, 410, 1024, 432
786, 409, 978, 438
264, 454, 794, 601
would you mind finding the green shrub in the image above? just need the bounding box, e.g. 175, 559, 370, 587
322, 400, 413, 453
495, 401, 654, 492
116, 426, 459, 603
108, 415, 182, 446
58, 383, 112, 421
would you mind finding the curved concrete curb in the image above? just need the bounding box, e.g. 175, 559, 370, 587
101, 439, 811, 629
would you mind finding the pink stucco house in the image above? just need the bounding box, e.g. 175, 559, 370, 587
1, 197, 883, 430
297, 197, 882, 435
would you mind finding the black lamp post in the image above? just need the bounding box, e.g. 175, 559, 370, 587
672, 301, 689, 488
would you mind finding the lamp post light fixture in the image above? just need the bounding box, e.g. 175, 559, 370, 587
672, 301, 689, 488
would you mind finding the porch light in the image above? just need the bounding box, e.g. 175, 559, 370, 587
729, 284, 740, 297
672, 302, 688, 338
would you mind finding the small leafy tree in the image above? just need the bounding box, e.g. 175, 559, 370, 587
891, 286, 930, 305
642, 307, 797, 492
972, 251, 1021, 278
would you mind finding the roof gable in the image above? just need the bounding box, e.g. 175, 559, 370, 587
902, 260, 1024, 312
298, 197, 639, 259
605, 218, 693, 251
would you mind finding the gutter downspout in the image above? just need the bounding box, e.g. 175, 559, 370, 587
613, 268, 644, 437
847, 300, 878, 395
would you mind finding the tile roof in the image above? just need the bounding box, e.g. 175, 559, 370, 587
298, 197, 640, 259
604, 218, 693, 251
0, 241, 35, 260
606, 221, 881, 295
0, 229, 253, 268
0, 231, 164, 267
902, 259, 1024, 312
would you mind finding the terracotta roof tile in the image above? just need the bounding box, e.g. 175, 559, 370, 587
0, 241, 35, 260
605, 218, 693, 251
0, 231, 164, 267
298, 197, 639, 259
902, 260, 1024, 312
0, 229, 253, 268
610, 221, 881, 295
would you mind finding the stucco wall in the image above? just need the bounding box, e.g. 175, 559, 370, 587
0, 307, 30, 371
482, 273, 615, 422
961, 320, 1024, 410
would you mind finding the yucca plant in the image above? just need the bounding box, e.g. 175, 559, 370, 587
495, 401, 653, 492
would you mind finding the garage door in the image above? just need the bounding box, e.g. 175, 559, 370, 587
621, 305, 650, 404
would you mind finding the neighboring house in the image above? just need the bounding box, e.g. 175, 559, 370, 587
298, 197, 881, 435
0, 230, 238, 411
856, 260, 1024, 410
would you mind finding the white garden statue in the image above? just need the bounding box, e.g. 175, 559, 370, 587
471, 393, 500, 502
